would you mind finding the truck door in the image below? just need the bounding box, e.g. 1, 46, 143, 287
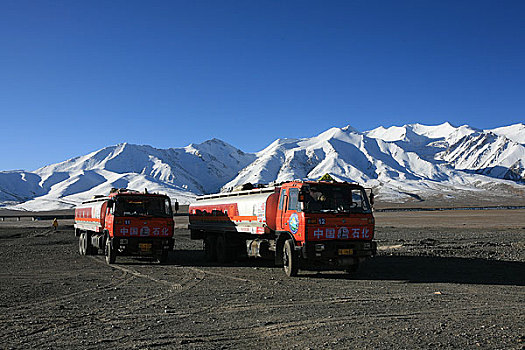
100, 202, 108, 228
283, 188, 303, 240
105, 201, 114, 233
277, 189, 287, 230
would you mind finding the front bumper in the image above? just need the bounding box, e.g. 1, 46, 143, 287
112, 236, 174, 256
301, 240, 377, 268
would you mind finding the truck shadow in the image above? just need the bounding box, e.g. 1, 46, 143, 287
172, 249, 278, 269
351, 255, 525, 286
172, 250, 525, 286
116, 249, 525, 286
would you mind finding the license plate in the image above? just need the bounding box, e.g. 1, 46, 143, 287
338, 249, 353, 255
139, 243, 152, 252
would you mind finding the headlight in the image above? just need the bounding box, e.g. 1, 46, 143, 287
315, 244, 325, 252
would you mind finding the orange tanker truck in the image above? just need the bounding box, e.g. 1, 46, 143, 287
74, 189, 176, 264
189, 178, 376, 276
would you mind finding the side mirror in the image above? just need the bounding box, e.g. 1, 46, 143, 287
369, 192, 375, 206
298, 194, 305, 202
174, 201, 180, 213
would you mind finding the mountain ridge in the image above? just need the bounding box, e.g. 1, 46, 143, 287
1, 122, 523, 210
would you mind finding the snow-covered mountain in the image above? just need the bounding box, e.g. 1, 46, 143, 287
223, 122, 524, 203
1, 122, 523, 210
0, 139, 255, 210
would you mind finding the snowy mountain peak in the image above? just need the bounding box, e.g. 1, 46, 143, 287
410, 122, 457, 138
365, 125, 409, 142
188, 138, 248, 156
364, 122, 480, 148
315, 127, 348, 142
341, 125, 359, 133
488, 123, 525, 144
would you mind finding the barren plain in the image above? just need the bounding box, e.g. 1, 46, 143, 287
0, 210, 524, 349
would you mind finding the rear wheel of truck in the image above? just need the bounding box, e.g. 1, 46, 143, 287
84, 232, 94, 255
283, 239, 298, 277
78, 232, 87, 256
105, 238, 116, 264
204, 235, 217, 262
216, 235, 232, 263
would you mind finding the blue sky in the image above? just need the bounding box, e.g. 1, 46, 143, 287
1, 0, 524, 171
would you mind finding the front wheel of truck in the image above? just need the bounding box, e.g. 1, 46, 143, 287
345, 263, 359, 275
283, 239, 298, 277
158, 249, 169, 264
105, 238, 116, 264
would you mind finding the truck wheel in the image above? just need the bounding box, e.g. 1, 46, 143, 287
105, 238, 116, 264
283, 239, 298, 277
89, 246, 98, 256
216, 235, 232, 263
85, 232, 93, 255
158, 249, 169, 264
346, 262, 359, 275
79, 232, 87, 256
204, 236, 217, 262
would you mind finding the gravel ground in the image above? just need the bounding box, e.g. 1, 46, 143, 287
0, 217, 524, 349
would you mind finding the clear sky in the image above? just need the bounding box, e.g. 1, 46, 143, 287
1, 0, 524, 171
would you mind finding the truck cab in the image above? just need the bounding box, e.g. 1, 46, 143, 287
275, 181, 376, 275
75, 189, 175, 264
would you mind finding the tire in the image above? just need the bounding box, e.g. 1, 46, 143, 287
346, 263, 359, 274
283, 239, 299, 277
105, 238, 116, 264
345, 260, 359, 276
78, 232, 87, 256
216, 235, 232, 263
204, 235, 218, 262
84, 232, 93, 256
158, 249, 169, 264
89, 246, 99, 256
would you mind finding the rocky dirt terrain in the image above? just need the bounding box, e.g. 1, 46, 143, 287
0, 211, 524, 349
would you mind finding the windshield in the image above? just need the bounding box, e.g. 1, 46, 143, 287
301, 184, 371, 214
114, 196, 173, 217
